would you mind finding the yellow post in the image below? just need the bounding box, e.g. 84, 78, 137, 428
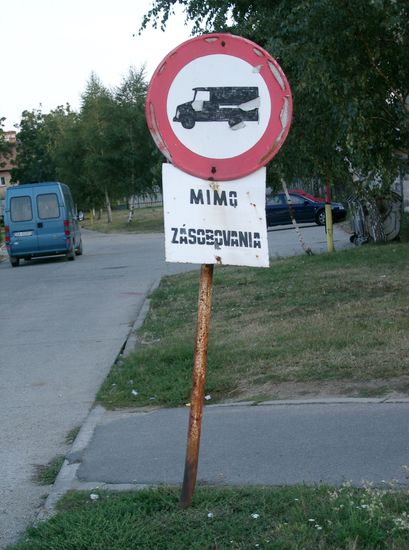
325, 179, 335, 253
90, 210, 93, 225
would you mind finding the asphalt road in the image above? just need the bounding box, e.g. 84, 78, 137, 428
0, 230, 193, 548
0, 223, 351, 548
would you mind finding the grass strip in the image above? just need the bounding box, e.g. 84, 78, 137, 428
11, 485, 409, 549
32, 456, 65, 486
80, 206, 164, 233
97, 235, 409, 408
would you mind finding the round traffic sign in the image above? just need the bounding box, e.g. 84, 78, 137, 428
146, 33, 292, 181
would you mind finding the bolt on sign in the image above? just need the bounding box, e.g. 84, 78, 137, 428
145, 33, 292, 508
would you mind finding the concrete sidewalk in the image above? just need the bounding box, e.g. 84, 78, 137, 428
42, 397, 409, 516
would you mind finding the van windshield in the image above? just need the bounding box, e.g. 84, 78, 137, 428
10, 196, 33, 222
37, 193, 60, 219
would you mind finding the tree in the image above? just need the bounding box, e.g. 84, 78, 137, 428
51, 109, 89, 208
11, 108, 56, 183
141, 0, 409, 198
10, 105, 75, 185
113, 66, 162, 221
79, 73, 120, 222
8, 68, 160, 217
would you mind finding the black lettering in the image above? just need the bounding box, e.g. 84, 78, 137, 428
230, 231, 239, 247
197, 228, 205, 245
229, 191, 238, 207
205, 229, 214, 245
214, 230, 222, 248
253, 232, 261, 249
171, 227, 263, 250
190, 189, 238, 208
188, 228, 196, 244
190, 189, 204, 205
179, 227, 188, 244
213, 190, 227, 206
238, 232, 248, 247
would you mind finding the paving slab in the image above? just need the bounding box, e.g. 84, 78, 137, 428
70, 401, 409, 489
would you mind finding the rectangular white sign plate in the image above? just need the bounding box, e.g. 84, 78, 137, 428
163, 164, 269, 267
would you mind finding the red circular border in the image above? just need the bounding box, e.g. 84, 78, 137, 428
146, 33, 292, 181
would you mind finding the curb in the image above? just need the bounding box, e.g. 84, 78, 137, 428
251, 397, 409, 406
37, 278, 162, 521
38, 406, 106, 521
121, 277, 161, 358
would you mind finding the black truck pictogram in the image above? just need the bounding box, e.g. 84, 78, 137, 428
173, 86, 260, 129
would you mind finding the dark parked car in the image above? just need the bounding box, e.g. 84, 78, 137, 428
266, 190, 347, 227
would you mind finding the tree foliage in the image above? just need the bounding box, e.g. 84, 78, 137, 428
0, 117, 12, 163
11, 108, 57, 183
114, 67, 162, 201
142, 0, 409, 195
10, 67, 161, 217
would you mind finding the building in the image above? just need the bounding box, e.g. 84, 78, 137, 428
0, 131, 16, 221
0, 130, 17, 190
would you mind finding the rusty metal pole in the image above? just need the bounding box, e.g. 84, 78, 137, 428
180, 263, 214, 508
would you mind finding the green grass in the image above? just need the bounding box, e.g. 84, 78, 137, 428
80, 206, 164, 233
97, 233, 409, 408
65, 426, 81, 445
10, 486, 409, 549
32, 455, 65, 485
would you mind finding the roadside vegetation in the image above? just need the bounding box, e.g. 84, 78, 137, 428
32, 456, 65, 486
97, 215, 409, 408
80, 206, 164, 234
11, 485, 409, 549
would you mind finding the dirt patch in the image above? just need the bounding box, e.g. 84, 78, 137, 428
226, 376, 409, 403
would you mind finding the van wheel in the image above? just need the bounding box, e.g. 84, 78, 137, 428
75, 239, 83, 256
10, 257, 20, 267
67, 245, 76, 261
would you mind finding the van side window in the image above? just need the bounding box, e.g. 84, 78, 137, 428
37, 193, 60, 219
63, 190, 74, 216
10, 196, 33, 222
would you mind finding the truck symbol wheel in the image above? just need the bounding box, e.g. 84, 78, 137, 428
181, 115, 195, 129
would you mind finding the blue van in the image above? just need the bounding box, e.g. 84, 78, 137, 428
4, 182, 82, 267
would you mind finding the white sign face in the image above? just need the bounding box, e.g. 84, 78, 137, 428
167, 54, 271, 159
162, 164, 269, 268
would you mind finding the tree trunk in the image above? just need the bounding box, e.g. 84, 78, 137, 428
281, 180, 313, 255
366, 197, 386, 242
127, 196, 135, 223
128, 158, 136, 223
104, 188, 113, 224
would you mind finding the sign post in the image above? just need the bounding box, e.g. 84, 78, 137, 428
145, 33, 292, 507
180, 263, 214, 508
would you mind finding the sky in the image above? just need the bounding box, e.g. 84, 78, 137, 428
1, 0, 192, 130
